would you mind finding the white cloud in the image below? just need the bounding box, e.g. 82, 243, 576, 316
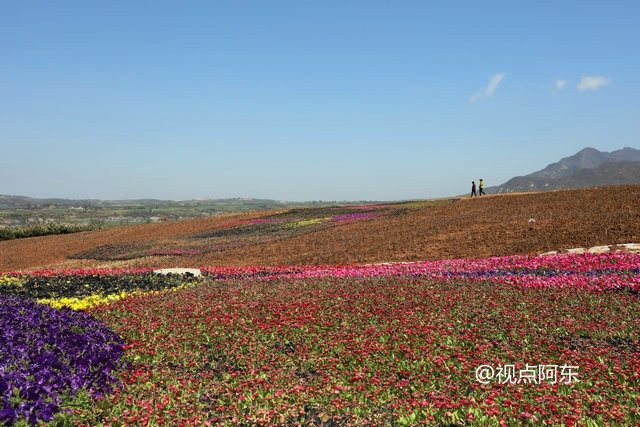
577, 75, 611, 91
552, 79, 567, 95
470, 73, 506, 102
469, 92, 483, 103
486, 73, 505, 96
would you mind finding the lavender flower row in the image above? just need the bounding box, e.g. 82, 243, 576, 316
332, 212, 378, 221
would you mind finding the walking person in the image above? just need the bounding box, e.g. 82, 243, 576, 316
479, 178, 485, 196
471, 181, 477, 197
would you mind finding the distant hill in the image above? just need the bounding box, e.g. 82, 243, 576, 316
489, 147, 640, 193
0, 195, 101, 209
0, 196, 319, 210
0, 196, 386, 227
0, 195, 384, 210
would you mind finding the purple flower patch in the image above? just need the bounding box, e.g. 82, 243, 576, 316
0, 295, 125, 425
332, 212, 378, 222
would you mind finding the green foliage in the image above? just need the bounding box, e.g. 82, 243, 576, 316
0, 223, 103, 241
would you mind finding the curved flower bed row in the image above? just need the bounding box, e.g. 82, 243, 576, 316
0, 267, 153, 278
67, 204, 402, 261
0, 272, 201, 310
0, 295, 125, 425
197, 252, 640, 292
6, 251, 639, 279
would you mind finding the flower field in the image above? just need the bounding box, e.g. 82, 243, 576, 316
66, 203, 441, 262
1, 252, 639, 425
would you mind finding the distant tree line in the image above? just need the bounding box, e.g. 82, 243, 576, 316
0, 223, 103, 241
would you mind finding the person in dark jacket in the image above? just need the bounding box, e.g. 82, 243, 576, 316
471, 181, 477, 197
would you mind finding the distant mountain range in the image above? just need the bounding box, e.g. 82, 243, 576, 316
488, 147, 640, 193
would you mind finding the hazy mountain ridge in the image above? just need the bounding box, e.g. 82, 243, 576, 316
490, 147, 640, 193
0, 195, 100, 209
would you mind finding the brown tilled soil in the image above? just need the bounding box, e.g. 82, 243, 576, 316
2, 185, 639, 272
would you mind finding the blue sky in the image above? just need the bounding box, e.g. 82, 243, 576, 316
2, 1, 639, 201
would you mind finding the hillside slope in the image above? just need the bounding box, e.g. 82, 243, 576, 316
556, 161, 640, 188
529, 147, 640, 180
490, 147, 640, 193
1, 184, 639, 272
490, 161, 640, 193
